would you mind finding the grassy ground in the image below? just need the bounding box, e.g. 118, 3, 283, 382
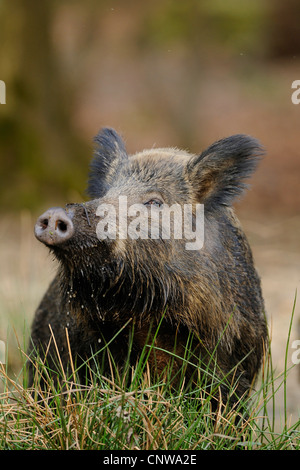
0, 213, 299, 450
0, 312, 300, 451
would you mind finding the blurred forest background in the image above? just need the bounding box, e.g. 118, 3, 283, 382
0, 0, 300, 422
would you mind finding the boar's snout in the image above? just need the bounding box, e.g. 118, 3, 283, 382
35, 207, 74, 246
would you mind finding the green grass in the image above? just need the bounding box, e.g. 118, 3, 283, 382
0, 305, 299, 451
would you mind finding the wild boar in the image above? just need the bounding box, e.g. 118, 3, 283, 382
28, 128, 267, 404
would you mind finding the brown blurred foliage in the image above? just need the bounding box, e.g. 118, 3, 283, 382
0, 0, 300, 215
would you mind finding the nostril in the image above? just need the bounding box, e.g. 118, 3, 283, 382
41, 219, 49, 230
56, 220, 68, 232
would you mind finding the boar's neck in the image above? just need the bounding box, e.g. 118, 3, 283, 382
56, 257, 191, 327
56, 258, 151, 322
55, 254, 226, 343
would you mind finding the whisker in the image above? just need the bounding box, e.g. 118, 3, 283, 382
81, 204, 91, 226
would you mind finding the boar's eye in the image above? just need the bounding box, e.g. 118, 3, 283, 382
144, 198, 163, 207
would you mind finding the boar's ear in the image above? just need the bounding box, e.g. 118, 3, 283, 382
185, 135, 264, 209
87, 128, 128, 198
